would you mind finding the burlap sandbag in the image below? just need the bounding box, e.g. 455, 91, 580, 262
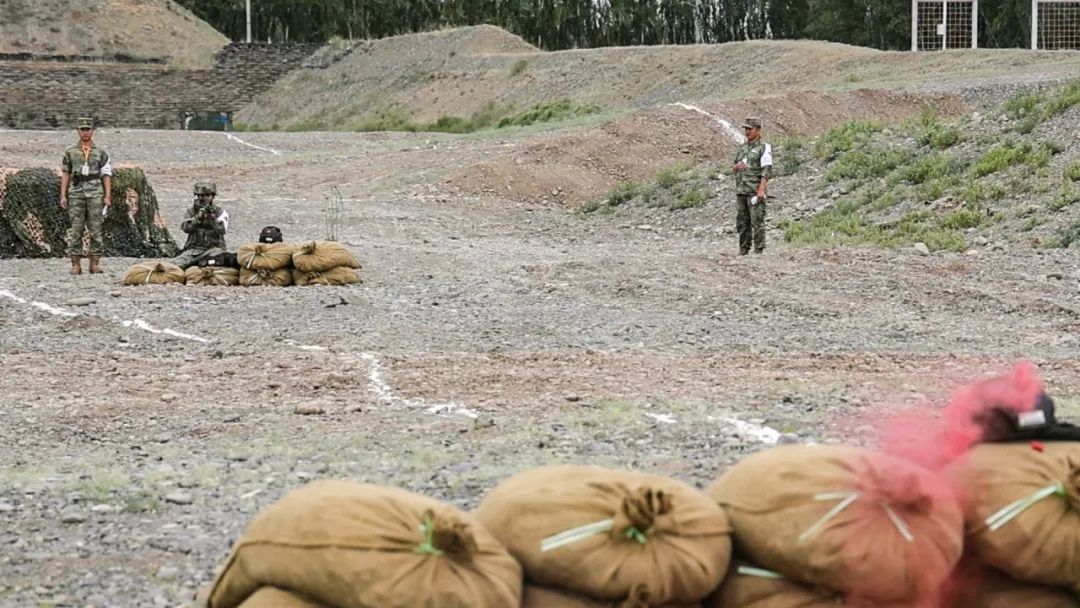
292, 266, 360, 286
706, 445, 964, 603
705, 563, 846, 608
239, 268, 293, 287
946, 441, 1080, 590
238, 243, 294, 271
122, 261, 186, 285
185, 266, 240, 286
525, 585, 701, 608
291, 240, 360, 273
208, 480, 522, 608
474, 465, 731, 604
237, 587, 326, 608
941, 562, 1078, 608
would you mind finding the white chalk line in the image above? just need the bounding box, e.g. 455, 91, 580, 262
668, 103, 746, 144
2, 289, 211, 343
647, 410, 778, 444
224, 132, 282, 156
2, 290, 774, 434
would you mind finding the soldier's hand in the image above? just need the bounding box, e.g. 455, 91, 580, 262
733, 161, 747, 172
60, 196, 67, 209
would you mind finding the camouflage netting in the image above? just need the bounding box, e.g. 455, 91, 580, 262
0, 166, 179, 258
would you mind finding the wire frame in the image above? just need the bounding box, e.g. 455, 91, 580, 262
1037, 1, 1080, 49
915, 0, 976, 50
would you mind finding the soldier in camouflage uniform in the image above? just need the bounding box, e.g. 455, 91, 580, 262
731, 117, 774, 255
171, 181, 229, 269
60, 117, 112, 274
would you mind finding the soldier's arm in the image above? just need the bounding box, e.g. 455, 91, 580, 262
100, 151, 112, 205
180, 207, 198, 233
60, 172, 70, 208
60, 151, 71, 207
757, 143, 774, 197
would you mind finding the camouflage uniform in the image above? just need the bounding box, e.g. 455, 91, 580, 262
61, 118, 112, 259
171, 181, 228, 269
732, 117, 774, 254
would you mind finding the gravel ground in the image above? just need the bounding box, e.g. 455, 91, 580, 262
1, 127, 1079, 607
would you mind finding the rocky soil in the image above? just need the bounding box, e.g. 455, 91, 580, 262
1, 110, 1079, 606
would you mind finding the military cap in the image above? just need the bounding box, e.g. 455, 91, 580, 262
742, 117, 762, 129
76, 117, 94, 129
194, 181, 217, 195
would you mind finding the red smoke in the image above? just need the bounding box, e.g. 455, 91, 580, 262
881, 360, 1044, 471
848, 361, 1046, 607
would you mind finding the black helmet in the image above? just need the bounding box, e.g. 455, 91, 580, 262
259, 226, 283, 243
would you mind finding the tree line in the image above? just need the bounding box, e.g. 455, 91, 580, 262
176, 0, 1033, 51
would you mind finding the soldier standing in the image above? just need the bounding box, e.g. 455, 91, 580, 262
60, 117, 112, 274
172, 181, 229, 269
731, 117, 773, 255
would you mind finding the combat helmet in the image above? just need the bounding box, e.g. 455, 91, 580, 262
194, 181, 217, 196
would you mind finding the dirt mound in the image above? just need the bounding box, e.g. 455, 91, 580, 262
444, 89, 969, 206
0, 0, 229, 67
238, 26, 1080, 130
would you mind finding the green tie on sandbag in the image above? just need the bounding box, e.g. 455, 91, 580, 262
207, 480, 522, 608
474, 465, 731, 605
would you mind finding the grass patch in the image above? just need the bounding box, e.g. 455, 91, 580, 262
582, 163, 709, 214
814, 120, 882, 160
1053, 220, 1080, 248
1004, 92, 1042, 119
674, 189, 708, 209
1065, 162, 1080, 182
973, 141, 1054, 177
509, 59, 528, 76
498, 99, 600, 128
780, 205, 969, 251
775, 137, 806, 176
906, 108, 965, 149
825, 147, 911, 182
1049, 182, 1080, 212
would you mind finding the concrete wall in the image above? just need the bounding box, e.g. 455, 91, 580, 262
0, 43, 320, 129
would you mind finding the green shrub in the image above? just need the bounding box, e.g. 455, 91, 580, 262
510, 59, 528, 76
814, 120, 882, 160
673, 189, 707, 209
1065, 162, 1080, 182
938, 208, 983, 230
825, 148, 911, 182
498, 99, 599, 128
973, 142, 1052, 177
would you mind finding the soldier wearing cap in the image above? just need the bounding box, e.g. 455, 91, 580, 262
60, 117, 112, 274
731, 117, 774, 255
171, 181, 229, 269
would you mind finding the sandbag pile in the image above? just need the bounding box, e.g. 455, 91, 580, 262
122, 261, 186, 286
291, 240, 361, 286
706, 563, 847, 608
473, 465, 731, 607
238, 242, 295, 287
941, 562, 1078, 608
208, 480, 522, 608
945, 441, 1080, 595
185, 265, 240, 286
706, 445, 965, 605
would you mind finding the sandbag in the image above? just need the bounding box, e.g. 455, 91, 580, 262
237, 587, 326, 608
185, 265, 240, 286
292, 266, 360, 286
474, 465, 731, 604
940, 561, 1078, 608
122, 261, 186, 285
706, 445, 964, 604
237, 243, 294, 271
208, 480, 522, 608
239, 267, 293, 287
705, 564, 846, 608
946, 441, 1080, 590
525, 585, 700, 608
291, 240, 360, 273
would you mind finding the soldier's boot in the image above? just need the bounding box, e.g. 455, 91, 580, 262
70, 256, 83, 275
89, 256, 103, 274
